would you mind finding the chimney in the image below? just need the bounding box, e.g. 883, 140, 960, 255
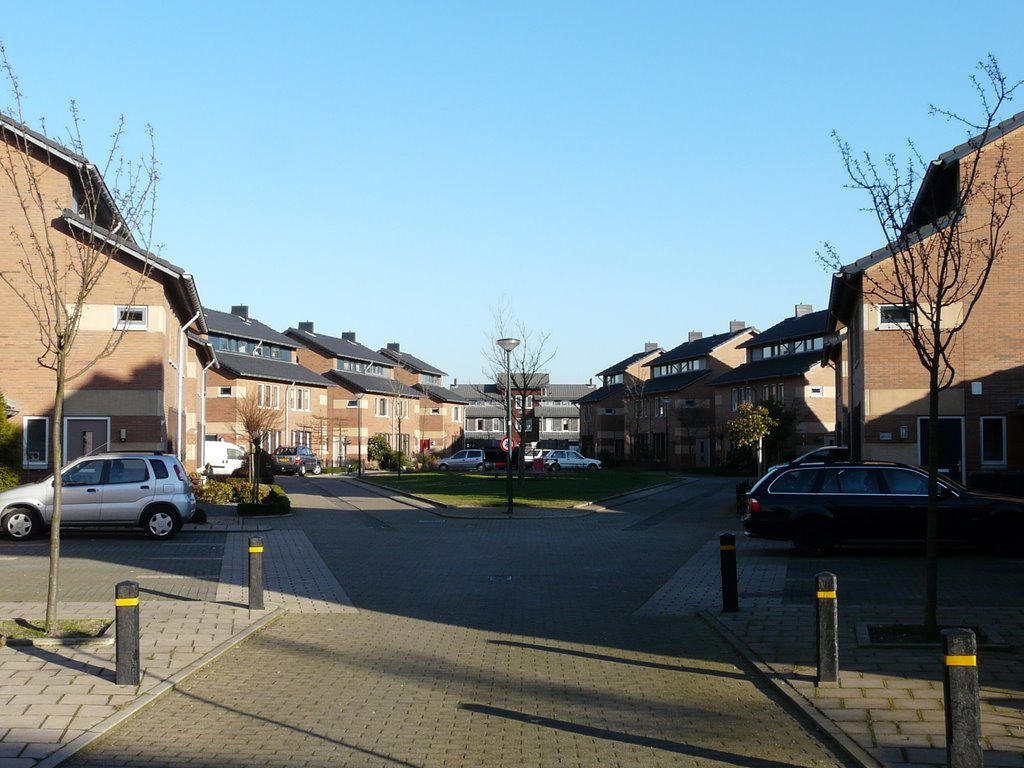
298, 321, 314, 333
387, 342, 400, 353
231, 305, 249, 320
342, 331, 356, 342
688, 331, 703, 343
729, 320, 746, 333
795, 303, 813, 317
644, 342, 659, 353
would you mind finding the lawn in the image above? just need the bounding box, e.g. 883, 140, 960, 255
362, 468, 680, 508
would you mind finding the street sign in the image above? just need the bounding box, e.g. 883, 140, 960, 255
500, 437, 517, 452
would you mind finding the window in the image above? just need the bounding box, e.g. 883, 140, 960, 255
115, 305, 148, 330
218, 386, 232, 397
257, 384, 280, 408
809, 385, 824, 398
981, 417, 1006, 465
880, 468, 928, 495
376, 398, 388, 417
23, 416, 48, 467
109, 459, 149, 484
475, 418, 485, 431
430, 407, 441, 416
290, 387, 311, 412
879, 304, 912, 328
603, 408, 614, 415
452, 406, 461, 423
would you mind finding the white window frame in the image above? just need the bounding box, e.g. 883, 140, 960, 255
980, 416, 1007, 466
114, 305, 148, 330
451, 406, 461, 423
879, 304, 912, 329
218, 386, 233, 397
376, 398, 388, 417
23, 416, 49, 468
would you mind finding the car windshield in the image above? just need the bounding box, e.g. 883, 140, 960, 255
274, 448, 296, 456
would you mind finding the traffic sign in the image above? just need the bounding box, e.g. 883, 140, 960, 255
500, 437, 517, 452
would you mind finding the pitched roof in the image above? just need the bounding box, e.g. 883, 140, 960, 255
205, 308, 297, 347
711, 350, 823, 386
596, 348, 663, 377
740, 310, 828, 349
324, 370, 420, 397
214, 351, 330, 387
642, 370, 711, 395
416, 383, 469, 404
380, 347, 446, 377
542, 383, 596, 400
576, 383, 623, 404
285, 328, 394, 367
651, 328, 752, 366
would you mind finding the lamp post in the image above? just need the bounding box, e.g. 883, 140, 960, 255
356, 392, 364, 478
496, 337, 520, 516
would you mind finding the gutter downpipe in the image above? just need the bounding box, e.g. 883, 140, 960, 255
178, 309, 202, 462
199, 352, 216, 470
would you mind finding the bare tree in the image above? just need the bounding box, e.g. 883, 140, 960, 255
482, 303, 555, 476
0, 46, 158, 635
622, 375, 648, 465
822, 56, 1023, 632
234, 389, 282, 500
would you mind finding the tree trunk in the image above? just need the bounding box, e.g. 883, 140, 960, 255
45, 354, 66, 635
923, 366, 941, 635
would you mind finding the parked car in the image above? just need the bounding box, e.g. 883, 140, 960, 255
0, 452, 195, 540
437, 449, 493, 472
203, 440, 247, 477
763, 445, 849, 475
271, 446, 322, 476
544, 450, 602, 471
742, 460, 1024, 555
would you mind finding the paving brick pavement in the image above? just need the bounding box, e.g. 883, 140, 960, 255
656, 536, 1024, 768
0, 510, 355, 768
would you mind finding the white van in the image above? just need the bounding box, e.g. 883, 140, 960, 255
203, 440, 247, 477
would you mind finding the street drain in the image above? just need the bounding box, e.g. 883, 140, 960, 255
489, 575, 513, 583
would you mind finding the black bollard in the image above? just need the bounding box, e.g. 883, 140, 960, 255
719, 533, 739, 612
115, 580, 141, 686
249, 536, 265, 611
815, 572, 838, 684
942, 628, 982, 768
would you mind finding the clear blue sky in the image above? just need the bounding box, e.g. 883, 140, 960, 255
5, 2, 1024, 385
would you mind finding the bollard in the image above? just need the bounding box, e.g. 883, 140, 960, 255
815, 572, 838, 684
942, 628, 982, 768
719, 533, 739, 612
115, 580, 141, 686
248, 536, 265, 611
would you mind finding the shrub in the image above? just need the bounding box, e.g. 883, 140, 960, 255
195, 479, 235, 505
0, 465, 20, 491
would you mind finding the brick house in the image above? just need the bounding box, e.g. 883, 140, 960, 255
0, 114, 209, 472
285, 325, 421, 464
379, 343, 467, 457
452, 376, 594, 453
826, 112, 1024, 482
712, 306, 837, 461
640, 323, 754, 467
577, 343, 663, 460
203, 306, 332, 463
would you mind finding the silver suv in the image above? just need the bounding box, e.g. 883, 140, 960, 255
0, 452, 196, 541
437, 449, 492, 471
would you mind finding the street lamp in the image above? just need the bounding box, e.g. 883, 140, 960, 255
496, 337, 520, 515
355, 392, 364, 478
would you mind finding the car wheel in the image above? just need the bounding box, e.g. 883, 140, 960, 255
438, 464, 450, 471
313, 464, 322, 475
586, 464, 597, 471
792, 517, 836, 556
549, 463, 560, 472
475, 463, 484, 471
2, 508, 39, 540
298, 464, 307, 477
143, 509, 179, 540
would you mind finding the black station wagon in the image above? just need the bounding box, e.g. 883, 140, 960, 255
742, 460, 1024, 555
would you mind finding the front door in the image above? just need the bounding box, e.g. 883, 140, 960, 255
64, 418, 111, 464
918, 416, 965, 484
